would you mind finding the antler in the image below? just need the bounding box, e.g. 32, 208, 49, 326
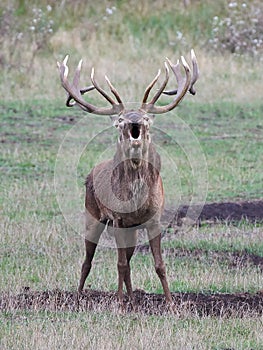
163, 49, 199, 96
140, 49, 199, 114
57, 55, 124, 115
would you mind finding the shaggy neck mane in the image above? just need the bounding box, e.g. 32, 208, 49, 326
113, 143, 161, 183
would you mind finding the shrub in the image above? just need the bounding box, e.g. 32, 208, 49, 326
209, 1, 263, 58
0, 4, 54, 72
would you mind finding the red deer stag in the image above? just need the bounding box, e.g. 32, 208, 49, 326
57, 50, 199, 306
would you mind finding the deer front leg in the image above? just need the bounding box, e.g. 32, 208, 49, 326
147, 225, 173, 305
78, 215, 105, 292
78, 239, 97, 292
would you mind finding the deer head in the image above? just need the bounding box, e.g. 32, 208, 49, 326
57, 50, 198, 168
110, 110, 154, 169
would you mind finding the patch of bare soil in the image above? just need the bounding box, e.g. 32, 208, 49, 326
1, 289, 263, 317
170, 199, 263, 224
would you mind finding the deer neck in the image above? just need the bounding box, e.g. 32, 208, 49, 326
113, 142, 160, 182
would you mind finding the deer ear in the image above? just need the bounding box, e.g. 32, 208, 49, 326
149, 114, 155, 123
109, 115, 119, 128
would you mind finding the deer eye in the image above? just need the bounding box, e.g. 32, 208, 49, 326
118, 117, 124, 123
143, 115, 151, 126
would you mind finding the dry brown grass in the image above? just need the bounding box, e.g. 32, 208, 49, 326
3, 43, 262, 104
1, 1, 262, 103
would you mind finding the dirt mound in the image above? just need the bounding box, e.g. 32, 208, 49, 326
1, 289, 263, 317
171, 199, 263, 224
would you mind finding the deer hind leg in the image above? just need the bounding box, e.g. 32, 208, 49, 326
147, 227, 173, 304
115, 227, 137, 305
124, 230, 137, 300
78, 215, 105, 292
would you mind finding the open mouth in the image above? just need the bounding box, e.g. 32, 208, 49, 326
128, 124, 143, 166
130, 123, 141, 139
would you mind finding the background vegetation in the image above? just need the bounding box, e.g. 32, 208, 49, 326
0, 0, 262, 101
0, 0, 263, 349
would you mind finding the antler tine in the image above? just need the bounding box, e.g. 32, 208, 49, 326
105, 75, 124, 105
67, 59, 96, 105
142, 69, 161, 105
141, 63, 169, 111
163, 49, 199, 96
57, 55, 124, 115
66, 85, 95, 107
57, 55, 79, 108
90, 68, 119, 106
141, 55, 192, 114
189, 49, 199, 95
80, 86, 95, 94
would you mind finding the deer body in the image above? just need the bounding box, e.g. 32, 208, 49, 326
87, 128, 162, 225
79, 111, 171, 303
86, 156, 163, 227
57, 50, 199, 306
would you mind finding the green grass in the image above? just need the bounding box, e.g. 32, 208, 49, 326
1, 98, 262, 294
1, 100, 262, 205
162, 222, 263, 256
1, 97, 262, 348
1, 218, 262, 294
1, 310, 263, 350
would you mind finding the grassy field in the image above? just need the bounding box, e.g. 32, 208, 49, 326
1, 0, 263, 349
1, 310, 263, 349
